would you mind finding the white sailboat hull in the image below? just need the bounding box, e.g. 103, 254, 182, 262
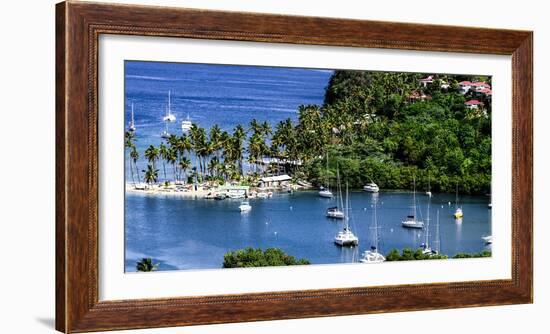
319, 190, 333, 198
360, 251, 385, 263
401, 219, 424, 229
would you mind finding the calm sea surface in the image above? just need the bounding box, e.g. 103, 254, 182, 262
125, 191, 491, 271
124, 61, 491, 272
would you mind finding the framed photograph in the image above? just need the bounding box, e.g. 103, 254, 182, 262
56, 1, 532, 332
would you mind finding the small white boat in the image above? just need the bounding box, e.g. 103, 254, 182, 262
257, 192, 269, 199
454, 207, 463, 219
319, 188, 333, 198
402, 177, 424, 229
326, 206, 345, 219
363, 182, 379, 193
488, 203, 492, 209
482, 235, 493, 244
228, 192, 246, 199
181, 113, 192, 132
360, 247, 385, 263
128, 103, 136, 132
453, 183, 463, 218
402, 215, 424, 229
239, 201, 252, 212
426, 191, 432, 197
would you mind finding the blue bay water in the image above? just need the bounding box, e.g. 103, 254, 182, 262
124, 61, 492, 272
125, 191, 491, 271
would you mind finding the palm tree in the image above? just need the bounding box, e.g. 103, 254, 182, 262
167, 148, 178, 183
144, 145, 159, 169
142, 164, 158, 185
158, 142, 169, 182
136, 258, 159, 272
125, 131, 136, 185
129, 146, 141, 185
178, 157, 191, 183
232, 125, 246, 175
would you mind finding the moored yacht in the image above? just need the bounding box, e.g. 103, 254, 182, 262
319, 187, 333, 198
363, 182, 379, 193
334, 183, 358, 246
326, 207, 345, 219
162, 90, 176, 122
128, 103, 136, 132
239, 201, 252, 212
181, 113, 192, 132
402, 176, 424, 229
360, 196, 385, 263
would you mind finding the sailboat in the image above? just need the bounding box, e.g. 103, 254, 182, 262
161, 106, 171, 139
128, 103, 136, 132
421, 198, 434, 254
326, 167, 345, 219
363, 180, 379, 193
319, 152, 333, 198
334, 183, 359, 247
181, 113, 193, 132
401, 176, 424, 229
162, 90, 176, 122
454, 183, 463, 219
360, 196, 385, 263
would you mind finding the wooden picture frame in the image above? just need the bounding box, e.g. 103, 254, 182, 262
56, 1, 532, 332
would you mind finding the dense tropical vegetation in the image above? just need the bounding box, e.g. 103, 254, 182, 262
385, 248, 491, 261
125, 71, 492, 194
222, 247, 310, 268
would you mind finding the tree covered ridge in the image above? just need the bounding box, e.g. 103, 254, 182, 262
299, 70, 492, 194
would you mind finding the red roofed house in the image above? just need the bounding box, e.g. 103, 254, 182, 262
458, 81, 473, 94
471, 82, 491, 92
419, 75, 434, 87
465, 99, 484, 110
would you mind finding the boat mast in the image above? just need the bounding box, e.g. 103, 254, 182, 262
425, 198, 431, 248
413, 176, 417, 219
455, 182, 459, 209
131, 103, 135, 126
435, 210, 441, 254
345, 182, 349, 230
337, 167, 344, 210
168, 90, 171, 117
373, 196, 379, 249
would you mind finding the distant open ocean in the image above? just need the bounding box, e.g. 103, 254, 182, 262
125, 61, 332, 174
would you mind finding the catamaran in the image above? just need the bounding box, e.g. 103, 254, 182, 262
334, 183, 359, 246
360, 197, 385, 263
402, 176, 424, 229
326, 167, 345, 219
363, 182, 379, 193
128, 103, 136, 132
181, 113, 193, 132
454, 183, 463, 219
